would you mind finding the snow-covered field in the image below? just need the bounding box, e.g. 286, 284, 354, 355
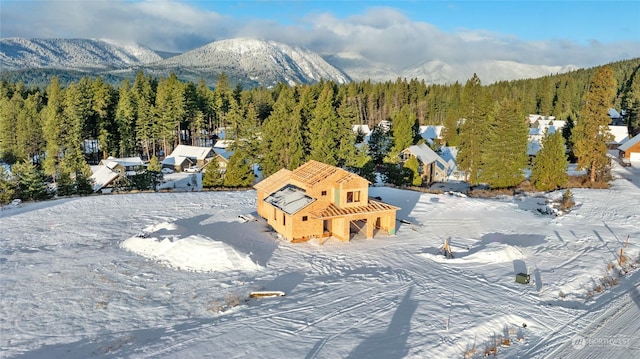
1, 163, 639, 359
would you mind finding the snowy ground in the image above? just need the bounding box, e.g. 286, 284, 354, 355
1, 163, 639, 359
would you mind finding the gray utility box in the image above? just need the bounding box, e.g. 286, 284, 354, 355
516, 273, 530, 284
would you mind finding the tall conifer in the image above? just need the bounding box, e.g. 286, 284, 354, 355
572, 66, 616, 182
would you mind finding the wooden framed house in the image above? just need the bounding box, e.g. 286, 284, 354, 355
254, 160, 399, 243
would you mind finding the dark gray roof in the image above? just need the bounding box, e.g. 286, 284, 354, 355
264, 184, 315, 215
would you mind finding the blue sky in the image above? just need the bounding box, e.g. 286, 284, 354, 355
1, 0, 639, 70
200, 0, 638, 44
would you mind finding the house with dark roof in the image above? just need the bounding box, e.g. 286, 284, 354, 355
254, 160, 399, 243
399, 143, 449, 184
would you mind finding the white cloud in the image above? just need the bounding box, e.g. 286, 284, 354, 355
1, 1, 638, 70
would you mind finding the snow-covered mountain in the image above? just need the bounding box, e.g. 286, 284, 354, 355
0, 37, 581, 87
402, 60, 579, 85
148, 38, 351, 87
0, 38, 162, 71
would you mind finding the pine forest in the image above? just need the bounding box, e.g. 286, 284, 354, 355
1, 58, 639, 203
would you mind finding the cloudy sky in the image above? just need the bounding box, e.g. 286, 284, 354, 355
1, 0, 639, 70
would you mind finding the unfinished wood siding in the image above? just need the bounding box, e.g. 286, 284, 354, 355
335, 176, 369, 209
291, 211, 323, 241
266, 207, 293, 240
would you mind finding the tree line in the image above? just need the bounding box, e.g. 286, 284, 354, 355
1, 58, 639, 204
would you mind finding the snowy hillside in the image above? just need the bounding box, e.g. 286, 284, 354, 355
403, 60, 579, 85
152, 38, 351, 87
0, 38, 163, 70
1, 163, 639, 358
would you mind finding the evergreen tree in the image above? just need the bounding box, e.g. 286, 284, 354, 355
147, 155, 163, 191
308, 82, 352, 166
202, 159, 224, 188
404, 155, 422, 186
115, 79, 137, 157
0, 166, 15, 204
223, 152, 255, 188
478, 98, 529, 188
214, 73, 232, 129
41, 77, 65, 182
19, 92, 44, 163
60, 82, 88, 176
93, 77, 115, 160
457, 74, 492, 185
260, 87, 306, 176
442, 110, 461, 147
12, 160, 50, 200
572, 66, 616, 183
0, 90, 21, 163
133, 71, 156, 160
391, 104, 418, 156
75, 163, 95, 195
154, 73, 185, 155
621, 70, 640, 136
531, 131, 569, 191
561, 113, 576, 161
367, 123, 392, 166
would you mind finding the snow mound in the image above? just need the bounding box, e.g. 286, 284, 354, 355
121, 233, 261, 273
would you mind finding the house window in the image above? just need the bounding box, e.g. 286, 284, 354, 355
274, 208, 277, 221
347, 191, 360, 203
321, 190, 327, 196
302, 216, 308, 221
283, 214, 286, 226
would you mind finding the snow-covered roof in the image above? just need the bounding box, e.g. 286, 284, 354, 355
89, 165, 120, 192
527, 114, 555, 124
419, 125, 443, 140
161, 156, 192, 167
166, 145, 214, 161
608, 125, 629, 144
618, 133, 640, 152
608, 108, 622, 119
352, 124, 371, 134
100, 156, 144, 168
264, 184, 315, 215
214, 140, 234, 149
404, 143, 448, 169
213, 148, 233, 161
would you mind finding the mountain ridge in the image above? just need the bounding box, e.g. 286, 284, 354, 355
1, 37, 583, 87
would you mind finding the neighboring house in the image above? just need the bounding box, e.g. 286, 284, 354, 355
162, 145, 216, 172
399, 143, 449, 184
254, 160, 399, 243
618, 133, 640, 162
213, 148, 233, 172
99, 157, 145, 175
90, 156, 144, 192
